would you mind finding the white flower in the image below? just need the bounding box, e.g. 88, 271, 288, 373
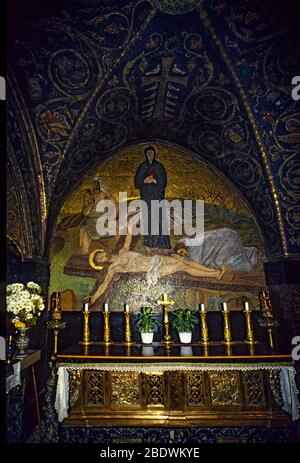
7, 283, 25, 294
6, 281, 44, 324
27, 282, 41, 293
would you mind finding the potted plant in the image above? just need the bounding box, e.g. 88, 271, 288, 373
135, 307, 161, 344
172, 308, 199, 344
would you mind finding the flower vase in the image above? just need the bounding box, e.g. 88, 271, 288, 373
15, 327, 30, 354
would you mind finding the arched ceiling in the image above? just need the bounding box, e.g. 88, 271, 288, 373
7, 0, 300, 259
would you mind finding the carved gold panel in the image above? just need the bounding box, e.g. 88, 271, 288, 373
168, 371, 182, 409
111, 372, 140, 406
209, 372, 241, 406
141, 372, 165, 406
84, 371, 104, 406
186, 373, 205, 406
243, 371, 266, 408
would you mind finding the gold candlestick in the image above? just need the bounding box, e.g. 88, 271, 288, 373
103, 309, 111, 345
244, 302, 255, 345
157, 293, 174, 346
47, 292, 66, 359
199, 304, 209, 346
124, 305, 133, 346
222, 304, 232, 345
258, 290, 278, 349
81, 310, 91, 346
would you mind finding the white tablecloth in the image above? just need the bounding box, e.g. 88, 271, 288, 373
6, 361, 21, 394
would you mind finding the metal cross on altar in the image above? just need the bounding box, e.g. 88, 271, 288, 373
157, 293, 174, 346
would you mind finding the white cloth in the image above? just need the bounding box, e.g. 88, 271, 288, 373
0, 336, 5, 360
55, 367, 69, 422
280, 368, 300, 421
55, 363, 300, 421
6, 361, 21, 394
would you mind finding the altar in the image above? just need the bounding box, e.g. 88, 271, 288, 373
55, 343, 299, 428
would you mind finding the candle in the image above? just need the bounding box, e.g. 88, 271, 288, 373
104, 303, 109, 312
125, 304, 129, 312
84, 303, 89, 312
200, 304, 205, 312
244, 301, 250, 312
222, 302, 228, 312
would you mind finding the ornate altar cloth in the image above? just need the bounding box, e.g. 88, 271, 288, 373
55, 344, 299, 427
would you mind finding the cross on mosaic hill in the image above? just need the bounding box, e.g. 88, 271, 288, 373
141, 57, 188, 119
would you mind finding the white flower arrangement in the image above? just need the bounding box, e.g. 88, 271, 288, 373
6, 282, 45, 328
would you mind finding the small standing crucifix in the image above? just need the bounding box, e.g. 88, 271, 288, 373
157, 293, 174, 346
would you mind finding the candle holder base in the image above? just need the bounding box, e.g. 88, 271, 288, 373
161, 339, 173, 346
80, 340, 92, 346
223, 341, 233, 346
124, 341, 133, 346
199, 340, 210, 346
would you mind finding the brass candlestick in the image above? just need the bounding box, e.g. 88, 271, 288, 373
199, 305, 209, 346
47, 292, 66, 359
258, 290, 279, 349
81, 310, 91, 346
103, 310, 112, 345
244, 303, 255, 345
157, 293, 174, 346
124, 305, 133, 346
222, 305, 232, 345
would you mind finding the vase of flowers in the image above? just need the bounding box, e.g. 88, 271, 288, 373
15, 325, 30, 354
6, 282, 45, 354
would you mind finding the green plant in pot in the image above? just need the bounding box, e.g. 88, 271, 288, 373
135, 307, 161, 344
172, 308, 199, 344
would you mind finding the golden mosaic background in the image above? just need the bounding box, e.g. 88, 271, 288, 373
61, 143, 250, 216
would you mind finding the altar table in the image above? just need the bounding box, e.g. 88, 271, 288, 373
55, 344, 299, 427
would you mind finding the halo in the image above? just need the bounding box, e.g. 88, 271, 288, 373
89, 249, 105, 270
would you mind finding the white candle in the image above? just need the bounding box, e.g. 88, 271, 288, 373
200, 304, 205, 312
125, 304, 129, 312
104, 303, 109, 312
244, 301, 250, 312
222, 302, 228, 312
84, 303, 89, 312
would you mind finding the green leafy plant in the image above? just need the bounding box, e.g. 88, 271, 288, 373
172, 308, 199, 333
135, 307, 161, 333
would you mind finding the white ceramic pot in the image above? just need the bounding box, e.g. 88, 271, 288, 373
179, 332, 192, 344
141, 332, 154, 344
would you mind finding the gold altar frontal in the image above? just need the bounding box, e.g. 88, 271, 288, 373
56, 344, 295, 428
